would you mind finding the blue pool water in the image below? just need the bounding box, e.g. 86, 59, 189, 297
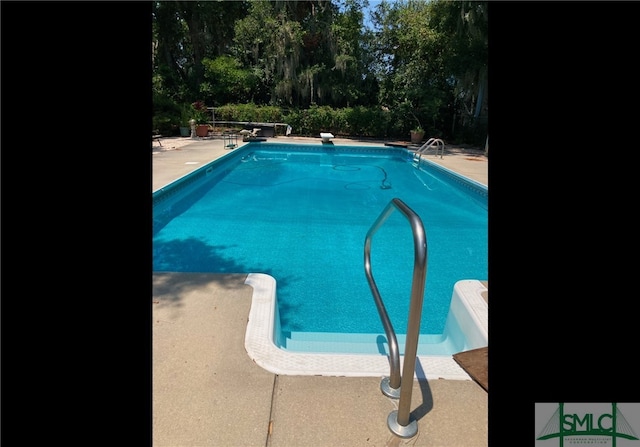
153, 143, 487, 352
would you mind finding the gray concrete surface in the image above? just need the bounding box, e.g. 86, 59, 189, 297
152, 134, 488, 446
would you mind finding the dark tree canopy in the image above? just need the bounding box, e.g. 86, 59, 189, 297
153, 0, 487, 142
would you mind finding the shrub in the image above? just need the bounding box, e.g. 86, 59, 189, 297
152, 93, 181, 136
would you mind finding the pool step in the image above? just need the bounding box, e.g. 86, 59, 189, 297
279, 331, 464, 356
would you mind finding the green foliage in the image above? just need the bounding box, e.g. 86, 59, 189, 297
452, 115, 487, 147
280, 105, 392, 138
306, 105, 334, 134
152, 92, 182, 136
253, 105, 284, 123
191, 100, 210, 124
179, 103, 193, 127
152, 0, 488, 145
214, 103, 284, 124
195, 101, 457, 140
342, 106, 378, 137
201, 56, 259, 105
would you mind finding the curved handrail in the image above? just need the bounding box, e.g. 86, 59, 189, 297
414, 138, 445, 160
364, 198, 428, 437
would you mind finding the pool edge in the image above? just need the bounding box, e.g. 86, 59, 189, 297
244, 273, 486, 380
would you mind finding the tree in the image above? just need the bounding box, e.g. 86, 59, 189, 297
328, 0, 379, 107
200, 55, 258, 105
152, 0, 488, 143
371, 0, 448, 133
152, 1, 249, 102
153, 1, 193, 100
233, 1, 305, 105
429, 1, 488, 137
370, 0, 487, 139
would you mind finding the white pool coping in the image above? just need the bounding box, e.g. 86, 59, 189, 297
244, 273, 488, 381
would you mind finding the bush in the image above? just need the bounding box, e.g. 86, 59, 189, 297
152, 100, 483, 144
153, 93, 181, 136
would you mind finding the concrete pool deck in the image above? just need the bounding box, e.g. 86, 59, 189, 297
152, 134, 488, 446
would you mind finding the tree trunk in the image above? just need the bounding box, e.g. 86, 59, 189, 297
178, 1, 205, 88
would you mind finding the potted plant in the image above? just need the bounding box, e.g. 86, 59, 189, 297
191, 100, 210, 137
401, 100, 426, 144
410, 125, 425, 144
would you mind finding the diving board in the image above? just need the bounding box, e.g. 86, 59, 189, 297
320, 132, 334, 143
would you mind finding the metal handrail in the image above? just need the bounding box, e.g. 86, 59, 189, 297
414, 137, 445, 160
364, 198, 428, 439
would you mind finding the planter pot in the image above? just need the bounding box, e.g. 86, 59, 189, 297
410, 131, 425, 144
179, 126, 190, 137
196, 124, 209, 137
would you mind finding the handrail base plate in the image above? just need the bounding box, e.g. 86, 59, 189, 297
380, 376, 401, 399
387, 410, 418, 438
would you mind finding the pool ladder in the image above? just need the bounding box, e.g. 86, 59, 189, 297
412, 138, 445, 166
364, 198, 427, 439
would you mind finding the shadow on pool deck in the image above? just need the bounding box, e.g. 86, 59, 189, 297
152, 135, 488, 447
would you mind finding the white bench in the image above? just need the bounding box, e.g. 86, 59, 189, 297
320, 132, 334, 143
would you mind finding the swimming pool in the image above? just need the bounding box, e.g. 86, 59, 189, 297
153, 142, 487, 359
